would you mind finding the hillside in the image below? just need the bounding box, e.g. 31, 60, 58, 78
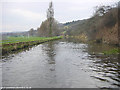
64, 5, 119, 45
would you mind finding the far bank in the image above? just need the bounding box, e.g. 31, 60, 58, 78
2, 36, 62, 55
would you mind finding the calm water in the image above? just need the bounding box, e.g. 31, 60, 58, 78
1, 38, 120, 88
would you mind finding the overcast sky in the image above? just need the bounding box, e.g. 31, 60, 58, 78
0, 0, 118, 32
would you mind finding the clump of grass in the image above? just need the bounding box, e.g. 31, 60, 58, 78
103, 48, 120, 55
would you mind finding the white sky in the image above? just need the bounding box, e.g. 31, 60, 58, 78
0, 0, 118, 32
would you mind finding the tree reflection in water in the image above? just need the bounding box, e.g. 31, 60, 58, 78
43, 41, 56, 72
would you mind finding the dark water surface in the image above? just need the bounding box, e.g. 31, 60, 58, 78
1, 38, 120, 88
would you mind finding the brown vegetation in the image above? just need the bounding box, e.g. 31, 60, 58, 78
37, 19, 60, 37
65, 4, 119, 45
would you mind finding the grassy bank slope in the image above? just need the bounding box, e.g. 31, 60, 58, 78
2, 36, 62, 45
2, 36, 62, 55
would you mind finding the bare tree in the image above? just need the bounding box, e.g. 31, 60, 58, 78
93, 5, 112, 17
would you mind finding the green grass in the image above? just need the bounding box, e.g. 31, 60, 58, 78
2, 36, 62, 45
103, 48, 120, 55
2, 36, 63, 55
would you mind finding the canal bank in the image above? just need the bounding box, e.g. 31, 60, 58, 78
2, 36, 62, 55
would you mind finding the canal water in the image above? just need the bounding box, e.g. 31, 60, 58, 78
1, 38, 120, 88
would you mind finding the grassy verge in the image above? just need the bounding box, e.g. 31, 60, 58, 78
103, 48, 120, 55
2, 36, 62, 45
2, 36, 62, 55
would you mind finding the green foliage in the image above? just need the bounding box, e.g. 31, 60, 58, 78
103, 48, 120, 55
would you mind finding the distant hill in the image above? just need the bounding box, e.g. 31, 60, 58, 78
2, 31, 29, 37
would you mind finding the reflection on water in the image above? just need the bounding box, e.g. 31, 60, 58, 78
43, 41, 56, 72
0, 63, 2, 87
1, 38, 120, 88
87, 41, 120, 88
1, 45, 36, 59
45, 41, 56, 64
88, 54, 120, 88
65, 38, 120, 88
